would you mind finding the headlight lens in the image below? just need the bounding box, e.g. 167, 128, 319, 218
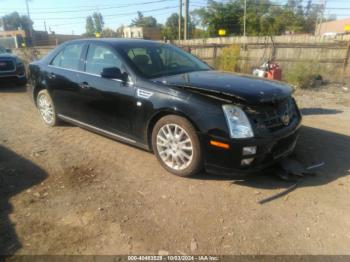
222, 105, 254, 139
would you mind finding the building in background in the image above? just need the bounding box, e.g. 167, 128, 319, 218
47, 34, 82, 46
0, 27, 81, 48
0, 29, 50, 47
122, 26, 161, 40
0, 29, 26, 38
316, 18, 350, 36
0, 29, 27, 48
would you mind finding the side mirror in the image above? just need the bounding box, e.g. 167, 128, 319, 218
101, 67, 124, 80
5, 48, 12, 53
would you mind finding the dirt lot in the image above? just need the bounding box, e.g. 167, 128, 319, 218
1, 83, 350, 255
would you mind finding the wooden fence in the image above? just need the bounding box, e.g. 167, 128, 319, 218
173, 35, 350, 83
11, 34, 350, 83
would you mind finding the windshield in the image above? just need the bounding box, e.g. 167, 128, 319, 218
0, 47, 6, 54
120, 43, 211, 78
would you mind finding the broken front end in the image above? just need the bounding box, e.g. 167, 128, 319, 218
204, 96, 302, 174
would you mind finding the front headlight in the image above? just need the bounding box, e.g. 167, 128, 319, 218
222, 105, 254, 139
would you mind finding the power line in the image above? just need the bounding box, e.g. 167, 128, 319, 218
30, 6, 179, 21
48, 8, 179, 27
0, 0, 173, 11
28, 0, 175, 14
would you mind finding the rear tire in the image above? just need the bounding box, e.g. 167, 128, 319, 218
36, 89, 59, 127
152, 115, 203, 177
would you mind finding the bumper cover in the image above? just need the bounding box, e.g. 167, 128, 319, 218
203, 117, 302, 175
0, 65, 26, 84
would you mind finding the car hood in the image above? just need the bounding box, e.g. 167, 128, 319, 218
154, 70, 293, 104
0, 53, 16, 59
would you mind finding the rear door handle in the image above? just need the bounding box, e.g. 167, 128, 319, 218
48, 72, 56, 79
79, 82, 90, 89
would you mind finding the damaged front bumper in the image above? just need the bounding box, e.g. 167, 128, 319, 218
203, 116, 302, 175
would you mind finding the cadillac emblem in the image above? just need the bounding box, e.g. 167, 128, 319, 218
281, 111, 290, 126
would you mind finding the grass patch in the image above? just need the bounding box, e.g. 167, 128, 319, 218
283, 62, 324, 89
216, 44, 240, 72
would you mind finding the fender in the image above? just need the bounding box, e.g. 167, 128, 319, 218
28, 63, 50, 105
145, 107, 201, 150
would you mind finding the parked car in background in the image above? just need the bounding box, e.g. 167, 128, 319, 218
0, 46, 27, 86
28, 39, 302, 177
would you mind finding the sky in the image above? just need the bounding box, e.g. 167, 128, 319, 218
0, 0, 349, 35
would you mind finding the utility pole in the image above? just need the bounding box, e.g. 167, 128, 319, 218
178, 0, 182, 40
25, 0, 30, 19
319, 0, 327, 35
243, 0, 247, 50
25, 0, 34, 46
184, 0, 189, 40
44, 21, 47, 32
243, 0, 247, 38
315, 0, 326, 35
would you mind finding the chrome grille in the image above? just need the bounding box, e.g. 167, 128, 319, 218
246, 98, 297, 133
0, 59, 15, 72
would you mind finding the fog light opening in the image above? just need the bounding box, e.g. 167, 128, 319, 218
242, 146, 257, 156
241, 158, 254, 166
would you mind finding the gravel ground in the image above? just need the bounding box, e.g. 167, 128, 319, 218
0, 83, 350, 255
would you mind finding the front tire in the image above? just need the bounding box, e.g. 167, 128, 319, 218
152, 115, 203, 177
36, 89, 58, 127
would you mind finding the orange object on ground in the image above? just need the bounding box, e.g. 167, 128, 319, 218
267, 64, 282, 81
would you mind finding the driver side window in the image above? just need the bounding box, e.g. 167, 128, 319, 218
85, 44, 122, 75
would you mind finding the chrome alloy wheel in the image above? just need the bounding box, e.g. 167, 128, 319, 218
156, 124, 194, 171
38, 93, 54, 125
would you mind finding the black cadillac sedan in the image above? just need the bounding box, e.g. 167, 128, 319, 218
0, 46, 26, 85
28, 39, 302, 177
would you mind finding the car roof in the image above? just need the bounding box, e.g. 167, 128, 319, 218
65, 38, 165, 48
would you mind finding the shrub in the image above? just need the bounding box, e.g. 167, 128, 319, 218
283, 62, 324, 89
217, 44, 240, 72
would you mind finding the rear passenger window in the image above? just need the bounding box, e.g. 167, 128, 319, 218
50, 44, 83, 70
85, 44, 122, 75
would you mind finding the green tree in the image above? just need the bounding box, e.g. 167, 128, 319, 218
162, 13, 196, 40
162, 13, 183, 40
85, 16, 95, 36
93, 12, 104, 33
191, 0, 329, 37
192, 0, 243, 37
131, 11, 158, 27
84, 12, 104, 36
303, 3, 324, 34
0, 12, 33, 32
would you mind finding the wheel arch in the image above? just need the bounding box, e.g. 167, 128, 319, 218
28, 64, 49, 106
32, 84, 47, 106
146, 108, 201, 151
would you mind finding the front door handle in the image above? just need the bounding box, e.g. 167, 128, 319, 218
79, 82, 90, 89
